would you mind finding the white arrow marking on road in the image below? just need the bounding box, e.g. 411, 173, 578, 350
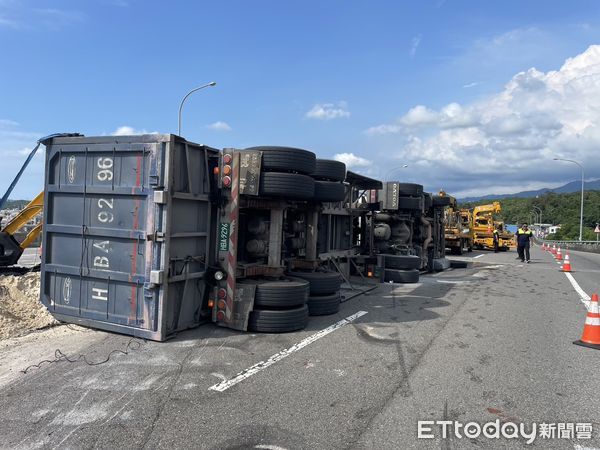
208, 311, 368, 392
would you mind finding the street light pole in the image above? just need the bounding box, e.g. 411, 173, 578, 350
532, 205, 542, 225
553, 158, 584, 241
385, 164, 409, 181
178, 81, 217, 136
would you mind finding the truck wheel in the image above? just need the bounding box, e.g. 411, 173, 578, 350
259, 172, 315, 199
383, 254, 421, 270
450, 260, 469, 269
248, 305, 309, 333
467, 243, 473, 252
432, 195, 451, 207
307, 292, 341, 316
238, 276, 309, 308
397, 183, 423, 196
245, 146, 317, 175
397, 197, 422, 210
314, 180, 345, 202
311, 159, 346, 182
287, 270, 342, 295
384, 268, 420, 283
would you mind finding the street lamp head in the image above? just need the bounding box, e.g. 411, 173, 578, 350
208, 81, 217, 86
402, 164, 408, 168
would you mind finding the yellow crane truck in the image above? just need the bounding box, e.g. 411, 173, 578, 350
444, 195, 473, 255
471, 201, 514, 251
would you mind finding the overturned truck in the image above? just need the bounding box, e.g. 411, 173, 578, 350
40, 135, 351, 340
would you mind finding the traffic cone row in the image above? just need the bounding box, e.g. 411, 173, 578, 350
574, 293, 600, 350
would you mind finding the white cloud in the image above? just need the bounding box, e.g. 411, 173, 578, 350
333, 152, 372, 169
368, 102, 478, 133
207, 121, 232, 132
364, 45, 600, 197
463, 81, 482, 89
305, 102, 350, 120
0, 3, 84, 30
112, 126, 158, 136
409, 34, 422, 58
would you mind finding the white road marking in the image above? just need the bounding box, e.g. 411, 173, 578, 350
255, 445, 289, 450
564, 272, 591, 310
474, 254, 485, 259
208, 311, 368, 392
573, 445, 600, 450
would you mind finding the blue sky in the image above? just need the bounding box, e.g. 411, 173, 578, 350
2, 0, 600, 199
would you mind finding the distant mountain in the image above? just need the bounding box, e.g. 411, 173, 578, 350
458, 179, 600, 203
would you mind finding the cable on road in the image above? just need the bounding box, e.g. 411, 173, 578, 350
20, 337, 146, 374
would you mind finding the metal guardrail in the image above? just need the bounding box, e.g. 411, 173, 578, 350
538, 239, 600, 254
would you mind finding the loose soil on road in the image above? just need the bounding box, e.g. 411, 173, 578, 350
0, 273, 56, 339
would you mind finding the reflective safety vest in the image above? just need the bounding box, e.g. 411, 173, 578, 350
516, 228, 533, 246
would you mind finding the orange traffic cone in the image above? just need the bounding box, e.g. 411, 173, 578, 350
551, 244, 557, 255
574, 293, 600, 350
556, 247, 563, 261
560, 253, 573, 272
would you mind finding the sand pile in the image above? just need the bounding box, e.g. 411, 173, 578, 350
0, 273, 57, 340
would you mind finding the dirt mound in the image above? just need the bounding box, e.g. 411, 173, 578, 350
0, 273, 57, 340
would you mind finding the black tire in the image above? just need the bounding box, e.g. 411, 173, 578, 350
245, 146, 316, 175
383, 254, 421, 270
397, 183, 423, 196
432, 195, 451, 207
259, 172, 315, 199
307, 292, 341, 316
248, 305, 309, 333
450, 240, 464, 255
449, 246, 462, 255
287, 270, 342, 295
450, 260, 469, 269
314, 180, 345, 202
238, 276, 309, 308
397, 196, 422, 211
384, 268, 420, 283
311, 159, 346, 182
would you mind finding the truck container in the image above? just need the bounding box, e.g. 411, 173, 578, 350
40, 135, 219, 340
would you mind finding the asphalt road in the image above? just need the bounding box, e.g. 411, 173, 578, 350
1, 248, 598, 449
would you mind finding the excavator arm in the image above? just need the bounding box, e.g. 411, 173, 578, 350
0, 191, 44, 266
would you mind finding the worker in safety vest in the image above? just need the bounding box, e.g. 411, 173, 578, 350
493, 227, 500, 253
516, 223, 533, 263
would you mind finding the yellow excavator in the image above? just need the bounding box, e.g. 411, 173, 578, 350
0, 192, 44, 267
471, 201, 514, 251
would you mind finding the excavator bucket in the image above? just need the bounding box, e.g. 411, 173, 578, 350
0, 231, 23, 266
